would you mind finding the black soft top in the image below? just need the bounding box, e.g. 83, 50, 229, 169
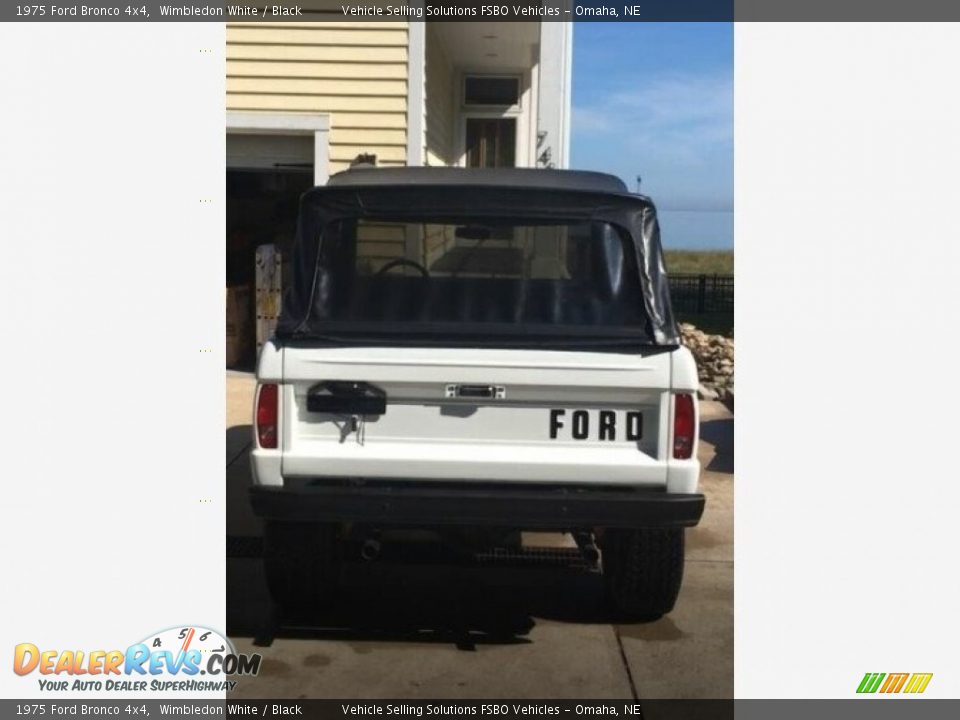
277, 167, 680, 346
324, 166, 630, 195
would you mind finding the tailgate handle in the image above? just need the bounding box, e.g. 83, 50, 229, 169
307, 381, 386, 416
445, 384, 505, 400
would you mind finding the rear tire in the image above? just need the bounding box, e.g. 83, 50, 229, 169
601, 528, 685, 621
263, 521, 341, 618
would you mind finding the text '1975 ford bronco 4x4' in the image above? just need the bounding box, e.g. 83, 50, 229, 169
250, 167, 704, 620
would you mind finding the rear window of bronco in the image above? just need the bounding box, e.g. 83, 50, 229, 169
311, 216, 651, 338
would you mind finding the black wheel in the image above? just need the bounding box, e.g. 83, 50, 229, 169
601, 528, 685, 621
263, 521, 341, 618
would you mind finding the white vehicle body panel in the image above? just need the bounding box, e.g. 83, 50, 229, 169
251, 342, 700, 493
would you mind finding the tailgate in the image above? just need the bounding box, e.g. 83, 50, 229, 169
281, 347, 672, 486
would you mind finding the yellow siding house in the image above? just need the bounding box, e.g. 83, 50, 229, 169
226, 20, 572, 181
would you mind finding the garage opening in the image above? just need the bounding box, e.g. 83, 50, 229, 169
226, 167, 311, 369
226, 125, 323, 369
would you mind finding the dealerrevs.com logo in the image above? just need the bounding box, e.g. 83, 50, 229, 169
13, 626, 261, 692
857, 672, 933, 695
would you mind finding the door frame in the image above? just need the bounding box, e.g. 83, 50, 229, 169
454, 71, 533, 168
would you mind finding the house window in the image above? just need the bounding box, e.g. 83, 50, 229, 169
463, 75, 520, 107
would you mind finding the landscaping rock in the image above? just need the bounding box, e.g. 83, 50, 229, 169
680, 323, 735, 402
698, 383, 719, 401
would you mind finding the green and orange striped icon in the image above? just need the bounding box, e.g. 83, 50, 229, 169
857, 672, 933, 694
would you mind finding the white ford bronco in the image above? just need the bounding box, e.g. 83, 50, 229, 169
250, 167, 703, 620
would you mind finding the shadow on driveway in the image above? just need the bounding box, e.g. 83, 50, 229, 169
700, 417, 733, 475
227, 424, 252, 467
228, 546, 617, 651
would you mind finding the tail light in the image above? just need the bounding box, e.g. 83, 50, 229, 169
256, 384, 279, 449
673, 393, 695, 459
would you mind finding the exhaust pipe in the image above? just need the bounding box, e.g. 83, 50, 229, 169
573, 532, 600, 567
360, 537, 381, 562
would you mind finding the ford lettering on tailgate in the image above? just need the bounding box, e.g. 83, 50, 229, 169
549, 409, 643, 441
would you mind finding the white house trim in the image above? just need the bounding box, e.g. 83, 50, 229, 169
536, 24, 573, 169
560, 22, 573, 167
405, 13, 426, 167
225, 111, 330, 185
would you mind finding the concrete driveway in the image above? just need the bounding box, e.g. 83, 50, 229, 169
226, 373, 732, 699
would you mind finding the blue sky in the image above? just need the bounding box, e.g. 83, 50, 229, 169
571, 23, 733, 220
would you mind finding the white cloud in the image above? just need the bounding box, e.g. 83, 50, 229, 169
572, 72, 733, 159
571, 106, 613, 134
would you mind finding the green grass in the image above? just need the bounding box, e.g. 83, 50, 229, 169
664, 250, 734, 275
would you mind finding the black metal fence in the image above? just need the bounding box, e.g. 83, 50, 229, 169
669, 274, 734, 314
